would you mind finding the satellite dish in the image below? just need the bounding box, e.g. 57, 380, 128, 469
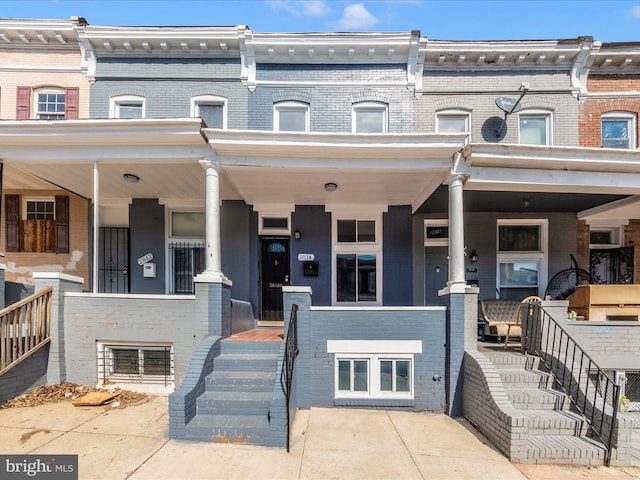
495, 96, 523, 114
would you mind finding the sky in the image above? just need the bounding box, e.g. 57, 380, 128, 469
1, 0, 640, 42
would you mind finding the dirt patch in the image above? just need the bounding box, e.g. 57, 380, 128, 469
20, 428, 51, 444
0, 382, 148, 410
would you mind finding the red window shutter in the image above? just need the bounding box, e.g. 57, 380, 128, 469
65, 87, 79, 119
16, 87, 31, 120
5, 194, 20, 252
55, 195, 70, 253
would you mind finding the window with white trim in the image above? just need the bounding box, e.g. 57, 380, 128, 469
496, 219, 547, 300
519, 110, 552, 145
274, 101, 309, 132
333, 216, 382, 304
35, 88, 65, 120
602, 112, 636, 149
589, 224, 623, 249
424, 219, 449, 247
353, 102, 387, 133
436, 110, 470, 137
97, 342, 174, 387
191, 95, 226, 128
110, 95, 145, 119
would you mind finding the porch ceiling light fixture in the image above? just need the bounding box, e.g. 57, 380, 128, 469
123, 173, 140, 183
324, 182, 338, 192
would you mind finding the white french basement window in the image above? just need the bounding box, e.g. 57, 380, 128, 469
328, 340, 421, 401
97, 342, 174, 392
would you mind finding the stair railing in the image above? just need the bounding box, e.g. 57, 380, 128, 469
284, 303, 299, 452
524, 303, 621, 466
0, 287, 53, 376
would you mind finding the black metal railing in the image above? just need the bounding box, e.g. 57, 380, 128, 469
285, 304, 299, 452
524, 304, 621, 466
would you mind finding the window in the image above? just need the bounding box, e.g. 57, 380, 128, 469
519, 111, 552, 145
35, 89, 65, 120
274, 102, 309, 132
424, 220, 449, 247
602, 112, 636, 149
110, 95, 145, 119
5, 195, 69, 253
333, 215, 381, 305
353, 102, 387, 133
436, 110, 470, 137
588, 222, 624, 249
191, 95, 226, 129
169, 211, 205, 294
496, 220, 547, 300
98, 342, 174, 389
171, 211, 205, 238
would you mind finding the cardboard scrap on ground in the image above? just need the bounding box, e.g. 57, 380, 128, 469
72, 391, 119, 406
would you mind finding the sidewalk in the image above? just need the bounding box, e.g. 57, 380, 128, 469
0, 395, 638, 480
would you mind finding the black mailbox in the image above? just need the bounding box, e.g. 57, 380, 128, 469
303, 261, 319, 277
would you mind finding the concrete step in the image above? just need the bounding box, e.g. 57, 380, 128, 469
221, 340, 282, 354
505, 387, 570, 410
483, 351, 542, 369
525, 435, 606, 465
498, 369, 552, 388
206, 371, 275, 392
213, 353, 278, 372
184, 414, 270, 444
197, 390, 272, 415
519, 409, 589, 436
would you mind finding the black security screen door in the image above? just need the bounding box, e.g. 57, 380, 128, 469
260, 237, 290, 322
98, 227, 130, 293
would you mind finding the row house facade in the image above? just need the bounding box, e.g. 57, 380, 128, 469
0, 18, 640, 455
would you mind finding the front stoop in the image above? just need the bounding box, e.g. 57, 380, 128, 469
183, 340, 281, 445
485, 351, 607, 465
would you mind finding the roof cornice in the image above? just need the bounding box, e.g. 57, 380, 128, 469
0, 17, 82, 48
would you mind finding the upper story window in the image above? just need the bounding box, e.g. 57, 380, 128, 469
35, 88, 65, 120
436, 110, 470, 137
274, 101, 309, 132
191, 95, 226, 129
602, 112, 636, 149
519, 110, 552, 145
110, 96, 145, 119
353, 102, 387, 133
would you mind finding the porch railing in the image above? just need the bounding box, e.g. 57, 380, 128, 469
0, 287, 53, 376
524, 303, 621, 466
285, 303, 299, 452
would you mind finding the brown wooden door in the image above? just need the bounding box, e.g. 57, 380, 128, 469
260, 237, 290, 321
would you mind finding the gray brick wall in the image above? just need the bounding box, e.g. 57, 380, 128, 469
565, 322, 640, 370
0, 345, 48, 404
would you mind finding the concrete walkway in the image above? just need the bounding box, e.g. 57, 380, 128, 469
1, 396, 639, 480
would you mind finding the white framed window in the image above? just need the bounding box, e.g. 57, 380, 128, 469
589, 223, 624, 249
97, 342, 174, 392
328, 340, 419, 399
436, 110, 470, 138
519, 110, 552, 145
34, 88, 65, 120
191, 95, 226, 128
170, 211, 206, 238
274, 101, 309, 132
24, 198, 55, 220
424, 219, 449, 247
602, 112, 636, 149
110, 95, 145, 119
332, 213, 382, 305
496, 219, 548, 299
353, 102, 387, 133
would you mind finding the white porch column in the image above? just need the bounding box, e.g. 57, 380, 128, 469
93, 161, 99, 293
447, 173, 467, 287
199, 160, 224, 278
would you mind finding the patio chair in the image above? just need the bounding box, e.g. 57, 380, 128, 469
504, 295, 542, 350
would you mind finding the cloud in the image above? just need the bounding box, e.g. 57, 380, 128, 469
266, 0, 333, 18
632, 5, 640, 19
335, 3, 379, 30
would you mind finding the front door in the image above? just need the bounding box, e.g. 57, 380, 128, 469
260, 237, 290, 322
424, 246, 448, 305
98, 227, 130, 293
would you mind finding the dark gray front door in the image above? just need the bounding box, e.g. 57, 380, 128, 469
98, 227, 130, 293
260, 237, 290, 321
425, 246, 448, 305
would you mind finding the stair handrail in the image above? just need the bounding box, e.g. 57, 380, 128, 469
523, 303, 621, 466
0, 287, 53, 376
284, 303, 299, 452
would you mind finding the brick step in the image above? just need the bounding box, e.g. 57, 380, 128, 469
525, 435, 606, 465
505, 387, 570, 410
197, 390, 272, 415
498, 369, 552, 388
213, 353, 279, 372
206, 371, 275, 392
220, 340, 282, 354
184, 414, 270, 444
519, 409, 589, 436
